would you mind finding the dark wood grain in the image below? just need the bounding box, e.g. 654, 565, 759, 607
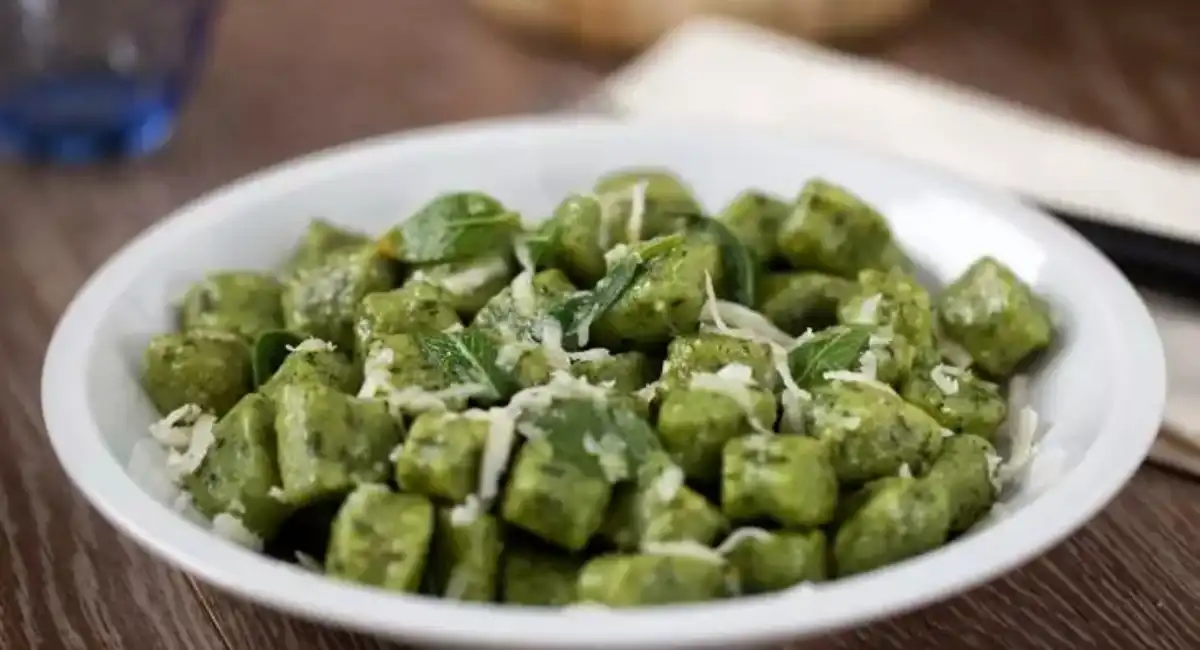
3, 0, 1199, 649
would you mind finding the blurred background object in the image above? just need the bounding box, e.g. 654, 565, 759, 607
0, 0, 217, 163
474, 0, 929, 55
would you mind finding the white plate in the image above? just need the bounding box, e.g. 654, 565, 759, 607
41, 116, 1165, 650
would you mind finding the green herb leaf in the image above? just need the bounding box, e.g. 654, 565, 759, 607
547, 233, 684, 349
523, 397, 663, 483
788, 324, 875, 388
380, 192, 522, 264
687, 215, 758, 306
416, 328, 517, 405
250, 330, 305, 387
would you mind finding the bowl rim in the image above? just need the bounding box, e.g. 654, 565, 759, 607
41, 115, 1166, 649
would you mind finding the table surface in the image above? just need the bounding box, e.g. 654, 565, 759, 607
3, 1, 1200, 648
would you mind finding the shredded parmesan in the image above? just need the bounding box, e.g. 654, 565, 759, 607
714, 527, 773, 555
641, 541, 726, 564
851, 293, 883, 325
625, 180, 649, 245
938, 338, 974, 368
171, 492, 193, 513
358, 343, 396, 398
568, 348, 612, 363
700, 272, 796, 347
495, 340, 537, 372
476, 408, 517, 502
604, 243, 633, 269
690, 364, 772, 434
822, 369, 897, 395
583, 433, 629, 482
995, 375, 1042, 486
288, 338, 336, 353
437, 255, 508, 295
511, 237, 537, 316
148, 403, 205, 448
897, 463, 913, 478
771, 342, 811, 434
211, 513, 263, 551
930, 364, 961, 395
164, 413, 217, 481
651, 464, 685, 503
267, 486, 288, 501
539, 318, 572, 371
857, 349, 879, 381
450, 495, 483, 526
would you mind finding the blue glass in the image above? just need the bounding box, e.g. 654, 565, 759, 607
0, 0, 218, 163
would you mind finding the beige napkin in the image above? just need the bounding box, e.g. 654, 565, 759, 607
593, 16, 1200, 475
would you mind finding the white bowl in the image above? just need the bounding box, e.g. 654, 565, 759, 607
41, 116, 1165, 649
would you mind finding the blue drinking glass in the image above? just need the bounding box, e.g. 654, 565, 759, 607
0, 0, 219, 163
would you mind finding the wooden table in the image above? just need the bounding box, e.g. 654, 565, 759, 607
3, 1, 1199, 648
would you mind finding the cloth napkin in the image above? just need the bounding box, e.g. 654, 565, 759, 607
591, 17, 1200, 476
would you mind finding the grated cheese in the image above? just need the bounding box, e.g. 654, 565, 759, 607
583, 433, 629, 483
267, 486, 288, 501
357, 343, 396, 399
938, 337, 974, 369
568, 348, 613, 363
897, 463, 913, 478
510, 237, 537, 316
148, 403, 205, 448
539, 318, 572, 371
930, 363, 961, 395
164, 413, 217, 481
690, 364, 772, 434
857, 349, 879, 381
822, 369, 897, 395
171, 492, 193, 513
436, 255, 509, 295
851, 293, 883, 325
496, 340, 538, 372
604, 243, 633, 269
714, 527, 773, 555
476, 408, 517, 502
995, 374, 1042, 486
651, 463, 685, 503
700, 272, 797, 347
641, 540, 726, 564
288, 338, 336, 353
771, 341, 811, 434
624, 180, 649, 245
450, 494, 483, 526
211, 513, 263, 551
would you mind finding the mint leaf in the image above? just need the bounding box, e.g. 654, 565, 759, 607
522, 397, 663, 484
416, 328, 517, 404
381, 192, 522, 264
788, 325, 875, 388
250, 330, 304, 387
687, 215, 758, 307
547, 233, 684, 350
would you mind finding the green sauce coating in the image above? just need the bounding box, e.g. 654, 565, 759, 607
570, 351, 654, 394
394, 411, 488, 503
807, 381, 945, 483
407, 254, 513, 318
535, 194, 609, 287
757, 271, 855, 336
500, 545, 582, 606
900, 351, 1007, 440
601, 463, 728, 551
722, 434, 839, 527
716, 190, 791, 262
180, 271, 283, 342
937, 257, 1053, 378
282, 244, 396, 351
500, 438, 612, 552
723, 529, 827, 594
833, 476, 952, 577
274, 383, 403, 506
660, 333, 776, 393
592, 235, 722, 348
924, 434, 999, 533
142, 330, 252, 416
593, 168, 701, 242
657, 387, 777, 483
576, 553, 727, 607
424, 509, 503, 602
354, 282, 460, 356
838, 267, 936, 384
326, 485, 434, 592
259, 344, 358, 404
184, 393, 291, 539
283, 219, 370, 277
776, 179, 893, 278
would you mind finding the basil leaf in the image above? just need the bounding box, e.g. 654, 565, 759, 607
416, 328, 517, 404
523, 397, 663, 483
788, 324, 875, 388
380, 192, 522, 264
547, 233, 684, 349
250, 330, 305, 387
687, 215, 758, 307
